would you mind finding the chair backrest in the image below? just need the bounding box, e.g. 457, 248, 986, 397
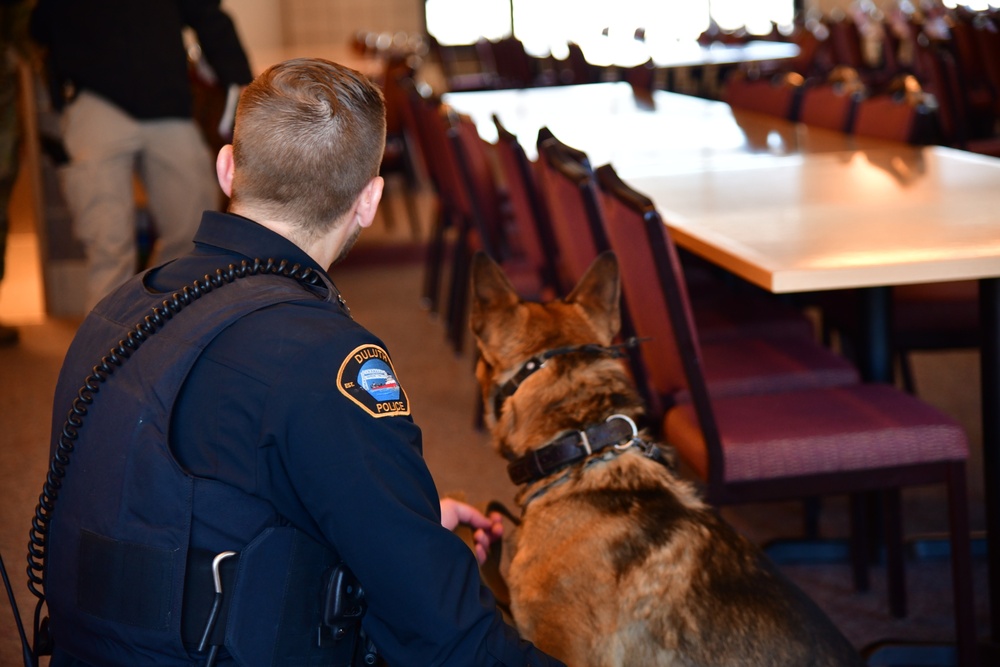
788, 23, 833, 78
491, 36, 536, 88
534, 130, 606, 288
595, 163, 724, 487
851, 79, 937, 144
532, 142, 651, 399
383, 55, 418, 138
445, 110, 505, 258
797, 69, 862, 132
491, 114, 561, 291
721, 71, 804, 120
536, 126, 591, 169
971, 18, 1000, 111
623, 58, 656, 107
912, 40, 967, 145
399, 78, 445, 193
566, 41, 600, 84
825, 16, 866, 70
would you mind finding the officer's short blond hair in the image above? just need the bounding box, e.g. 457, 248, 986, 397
231, 58, 386, 235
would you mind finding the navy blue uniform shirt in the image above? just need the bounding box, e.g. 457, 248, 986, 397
151, 211, 561, 666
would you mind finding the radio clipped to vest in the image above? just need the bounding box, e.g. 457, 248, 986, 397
321, 563, 379, 665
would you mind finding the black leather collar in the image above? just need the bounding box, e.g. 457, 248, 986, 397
507, 415, 641, 485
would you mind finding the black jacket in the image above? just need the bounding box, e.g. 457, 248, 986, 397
30, 0, 252, 118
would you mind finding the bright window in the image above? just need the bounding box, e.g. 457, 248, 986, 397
426, 0, 795, 47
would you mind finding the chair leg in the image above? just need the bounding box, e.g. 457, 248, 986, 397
444, 221, 472, 353
402, 149, 424, 240
803, 496, 821, 540
947, 462, 979, 667
898, 350, 917, 394
380, 176, 399, 232
421, 203, 448, 313
850, 492, 870, 592
403, 188, 423, 241
883, 488, 907, 618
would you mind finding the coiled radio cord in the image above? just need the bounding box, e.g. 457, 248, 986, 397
24, 258, 321, 659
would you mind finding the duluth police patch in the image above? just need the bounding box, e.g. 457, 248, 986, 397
337, 344, 410, 418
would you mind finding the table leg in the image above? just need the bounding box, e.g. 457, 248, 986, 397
858, 286, 892, 383
980, 277, 1000, 644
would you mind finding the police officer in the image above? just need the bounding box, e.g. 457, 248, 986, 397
43, 58, 564, 667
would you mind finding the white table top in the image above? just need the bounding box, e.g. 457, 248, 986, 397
628, 146, 1000, 293
444, 82, 1000, 294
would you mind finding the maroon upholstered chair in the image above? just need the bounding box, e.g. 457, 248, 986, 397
820, 280, 980, 394
595, 163, 977, 666
534, 133, 604, 290
826, 16, 866, 71
912, 40, 1000, 154
442, 110, 546, 352
850, 79, 938, 145
721, 71, 804, 120
797, 68, 863, 133
565, 41, 602, 85
379, 55, 422, 238
400, 78, 464, 314
490, 115, 562, 296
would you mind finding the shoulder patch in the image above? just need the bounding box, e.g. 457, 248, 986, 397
337, 344, 410, 418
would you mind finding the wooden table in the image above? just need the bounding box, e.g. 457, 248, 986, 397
445, 82, 1000, 653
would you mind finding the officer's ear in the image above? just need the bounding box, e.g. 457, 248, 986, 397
353, 176, 384, 230
216, 145, 235, 198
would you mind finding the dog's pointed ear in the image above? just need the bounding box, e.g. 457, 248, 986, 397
471, 252, 521, 337
566, 251, 620, 344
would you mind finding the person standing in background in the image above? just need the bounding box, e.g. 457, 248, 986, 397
0, 0, 32, 345
29, 0, 253, 309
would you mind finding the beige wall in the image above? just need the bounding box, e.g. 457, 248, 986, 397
223, 0, 424, 52
224, 0, 285, 51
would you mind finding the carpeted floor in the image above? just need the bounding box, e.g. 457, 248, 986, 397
0, 176, 992, 665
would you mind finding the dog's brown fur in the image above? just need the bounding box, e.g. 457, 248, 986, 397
470, 252, 864, 667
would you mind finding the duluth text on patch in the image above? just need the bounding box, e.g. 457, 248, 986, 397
337, 344, 410, 418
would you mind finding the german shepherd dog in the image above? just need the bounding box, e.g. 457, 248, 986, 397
470, 251, 864, 667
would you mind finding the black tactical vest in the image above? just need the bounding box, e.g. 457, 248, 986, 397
45, 269, 359, 666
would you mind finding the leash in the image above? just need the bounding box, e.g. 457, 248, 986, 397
490, 337, 648, 421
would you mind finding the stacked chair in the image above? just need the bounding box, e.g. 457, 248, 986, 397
378, 54, 423, 238
490, 115, 562, 297
440, 110, 549, 352
399, 78, 464, 316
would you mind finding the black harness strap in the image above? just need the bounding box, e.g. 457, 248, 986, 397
491, 337, 647, 420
